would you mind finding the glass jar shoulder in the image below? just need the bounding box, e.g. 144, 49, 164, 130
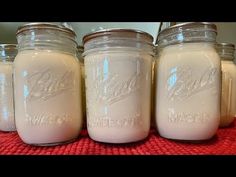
14, 50, 79, 67
158, 43, 220, 65
0, 61, 13, 68
222, 61, 236, 77
84, 47, 153, 57
84, 48, 153, 65
160, 42, 217, 54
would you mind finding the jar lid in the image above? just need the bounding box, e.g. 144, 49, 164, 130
157, 22, 217, 46
16, 22, 76, 37
0, 44, 17, 50
216, 42, 235, 49
83, 28, 153, 45
216, 42, 235, 61
0, 44, 17, 62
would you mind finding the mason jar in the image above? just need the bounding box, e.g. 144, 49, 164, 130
216, 43, 236, 127
14, 23, 83, 146
156, 22, 221, 141
83, 29, 154, 143
0, 44, 17, 132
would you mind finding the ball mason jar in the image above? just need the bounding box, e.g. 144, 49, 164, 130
83, 29, 154, 143
14, 23, 83, 146
0, 44, 17, 132
216, 43, 236, 127
155, 22, 221, 141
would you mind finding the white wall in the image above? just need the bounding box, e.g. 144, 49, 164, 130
215, 22, 236, 44
0, 22, 161, 45
0, 22, 24, 43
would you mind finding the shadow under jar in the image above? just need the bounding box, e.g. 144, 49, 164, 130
14, 23, 83, 146
0, 44, 17, 132
155, 22, 221, 141
216, 43, 236, 127
83, 29, 154, 143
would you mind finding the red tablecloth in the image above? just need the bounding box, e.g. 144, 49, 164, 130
0, 121, 236, 155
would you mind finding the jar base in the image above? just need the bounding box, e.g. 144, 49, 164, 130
89, 133, 149, 144
27, 138, 77, 147
159, 134, 217, 144
0, 129, 16, 133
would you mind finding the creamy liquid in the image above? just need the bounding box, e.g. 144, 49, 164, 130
0, 62, 16, 131
155, 43, 221, 140
85, 51, 152, 143
14, 50, 82, 145
220, 60, 236, 127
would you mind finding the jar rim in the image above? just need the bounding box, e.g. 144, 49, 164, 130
159, 22, 217, 35
82, 28, 153, 44
158, 22, 217, 42
0, 44, 17, 62
216, 42, 235, 49
16, 22, 76, 37
0, 44, 17, 50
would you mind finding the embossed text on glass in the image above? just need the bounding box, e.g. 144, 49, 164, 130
167, 66, 217, 101
26, 69, 74, 101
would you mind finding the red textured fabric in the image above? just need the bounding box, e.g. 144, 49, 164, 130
0, 121, 236, 155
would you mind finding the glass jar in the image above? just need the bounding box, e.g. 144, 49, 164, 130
14, 23, 83, 146
0, 44, 17, 132
156, 22, 221, 141
77, 45, 86, 127
216, 43, 236, 127
83, 29, 154, 143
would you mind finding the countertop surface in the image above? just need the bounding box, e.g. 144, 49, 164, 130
0, 121, 236, 155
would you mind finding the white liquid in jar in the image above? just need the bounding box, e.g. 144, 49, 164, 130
220, 60, 236, 127
0, 62, 16, 131
85, 51, 152, 143
156, 43, 221, 141
14, 50, 82, 145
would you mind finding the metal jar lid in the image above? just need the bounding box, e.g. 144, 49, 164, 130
157, 22, 217, 44
216, 42, 235, 60
0, 44, 17, 50
216, 42, 235, 49
83, 28, 154, 45
0, 44, 17, 62
16, 22, 76, 37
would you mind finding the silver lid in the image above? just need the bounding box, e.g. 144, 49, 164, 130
0, 44, 17, 62
16, 22, 76, 37
216, 42, 235, 61
157, 22, 217, 47
83, 28, 153, 44
159, 22, 217, 36
158, 22, 217, 44
216, 42, 235, 49
0, 44, 17, 50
